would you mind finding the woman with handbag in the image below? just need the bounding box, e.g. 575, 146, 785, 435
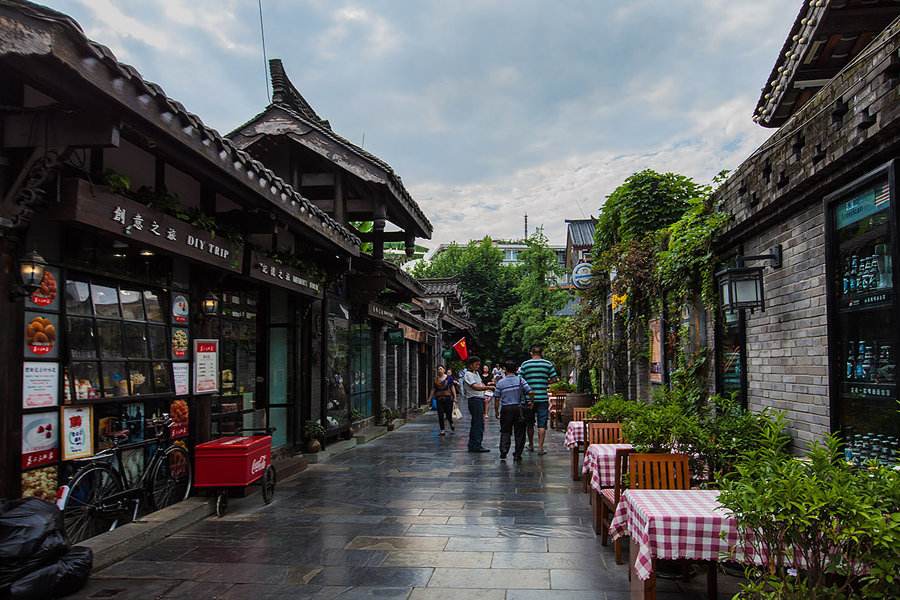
493, 360, 534, 462
433, 366, 455, 435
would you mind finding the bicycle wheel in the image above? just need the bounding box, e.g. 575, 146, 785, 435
149, 445, 192, 511
62, 463, 125, 544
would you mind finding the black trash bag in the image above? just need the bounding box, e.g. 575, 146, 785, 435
0, 498, 69, 586
8, 546, 93, 600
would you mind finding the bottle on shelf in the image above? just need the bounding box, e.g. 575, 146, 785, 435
842, 258, 851, 295
849, 255, 859, 292
875, 243, 893, 290
855, 341, 867, 380
846, 340, 856, 380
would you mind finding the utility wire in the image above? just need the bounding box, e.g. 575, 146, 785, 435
258, 0, 270, 103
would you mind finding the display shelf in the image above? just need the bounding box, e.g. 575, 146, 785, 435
837, 221, 890, 254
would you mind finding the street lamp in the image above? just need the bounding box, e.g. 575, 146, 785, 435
11, 250, 48, 299
716, 245, 782, 314
201, 292, 219, 315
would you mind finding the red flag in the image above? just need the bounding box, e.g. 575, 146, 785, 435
452, 337, 468, 361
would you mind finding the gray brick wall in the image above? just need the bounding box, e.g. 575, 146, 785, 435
741, 204, 830, 448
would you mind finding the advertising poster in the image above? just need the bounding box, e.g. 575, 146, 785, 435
170, 399, 189, 438
649, 318, 663, 384
25, 266, 60, 311
62, 406, 93, 460
193, 339, 219, 394
171, 293, 189, 325
21, 465, 58, 502
172, 328, 189, 359
22, 411, 59, 469
173, 362, 190, 396
22, 362, 59, 409
24, 312, 59, 358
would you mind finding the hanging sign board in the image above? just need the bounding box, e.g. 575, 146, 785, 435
248, 251, 323, 298
51, 179, 243, 272
835, 184, 890, 230
385, 328, 404, 346
572, 262, 593, 289
193, 339, 219, 394
24, 312, 59, 358
22, 362, 59, 409
62, 406, 93, 460
22, 412, 59, 469
25, 266, 60, 311
367, 302, 396, 323
171, 294, 190, 324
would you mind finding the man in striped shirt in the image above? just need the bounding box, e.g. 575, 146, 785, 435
518, 345, 559, 456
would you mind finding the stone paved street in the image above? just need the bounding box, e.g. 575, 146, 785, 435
71, 414, 740, 600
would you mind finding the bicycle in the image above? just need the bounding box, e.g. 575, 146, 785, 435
58, 414, 192, 544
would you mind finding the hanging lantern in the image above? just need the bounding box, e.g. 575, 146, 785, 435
716, 245, 782, 315
18, 250, 47, 294
202, 292, 219, 315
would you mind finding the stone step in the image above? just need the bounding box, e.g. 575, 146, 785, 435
354, 426, 387, 444
303, 438, 357, 463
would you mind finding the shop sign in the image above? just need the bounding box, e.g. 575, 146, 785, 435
367, 302, 396, 323
24, 312, 59, 358
22, 411, 59, 469
171, 294, 190, 324
400, 323, 425, 343
572, 262, 593, 289
385, 328, 404, 346
172, 328, 189, 359
170, 400, 189, 438
22, 362, 59, 409
25, 266, 60, 311
173, 362, 190, 396
836, 185, 890, 230
247, 251, 323, 298
62, 406, 93, 460
193, 339, 219, 394
53, 179, 243, 273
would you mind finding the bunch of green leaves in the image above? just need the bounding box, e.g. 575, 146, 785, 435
102, 169, 131, 194
621, 394, 702, 454
303, 419, 326, 440
585, 394, 641, 422
718, 435, 900, 599
548, 381, 575, 393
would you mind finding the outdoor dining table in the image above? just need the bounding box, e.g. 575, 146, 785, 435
564, 420, 585, 480
609, 489, 739, 600
582, 442, 634, 494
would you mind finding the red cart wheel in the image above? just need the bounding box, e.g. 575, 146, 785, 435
262, 465, 276, 505
215, 492, 228, 517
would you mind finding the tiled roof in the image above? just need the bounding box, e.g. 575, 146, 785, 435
0, 1, 360, 252
566, 219, 595, 248
419, 277, 460, 297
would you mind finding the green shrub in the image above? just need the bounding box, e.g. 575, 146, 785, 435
303, 419, 325, 441
586, 394, 641, 422
718, 435, 900, 599
549, 381, 575, 394
621, 396, 701, 454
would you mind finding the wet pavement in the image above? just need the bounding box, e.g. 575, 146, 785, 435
71, 411, 741, 600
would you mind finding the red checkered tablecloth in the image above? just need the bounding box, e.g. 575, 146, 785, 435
581, 443, 633, 491
564, 421, 585, 449
608, 489, 739, 580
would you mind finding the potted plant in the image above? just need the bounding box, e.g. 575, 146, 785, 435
350, 408, 364, 432
304, 420, 325, 453
382, 407, 397, 431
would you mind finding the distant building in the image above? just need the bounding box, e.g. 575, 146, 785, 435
430, 239, 567, 283
565, 219, 596, 272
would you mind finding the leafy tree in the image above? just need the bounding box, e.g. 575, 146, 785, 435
499, 230, 570, 359
412, 237, 520, 361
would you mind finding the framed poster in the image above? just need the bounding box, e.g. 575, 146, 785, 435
21, 465, 58, 502
170, 399, 189, 438
25, 266, 60, 311
22, 411, 59, 469
172, 328, 189, 359
62, 406, 93, 460
22, 362, 59, 408
173, 362, 189, 396
24, 312, 59, 358
193, 339, 219, 394
649, 318, 663, 384
171, 293, 189, 325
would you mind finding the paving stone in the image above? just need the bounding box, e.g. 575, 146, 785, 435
346, 536, 449, 551
444, 536, 548, 552
377, 550, 491, 568
409, 588, 505, 600
427, 568, 550, 589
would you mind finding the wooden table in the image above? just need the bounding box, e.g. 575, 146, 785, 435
609, 489, 738, 600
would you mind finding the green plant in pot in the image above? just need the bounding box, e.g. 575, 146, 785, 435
586, 394, 640, 422
304, 420, 325, 453
382, 407, 397, 430
350, 408, 364, 424
549, 381, 575, 394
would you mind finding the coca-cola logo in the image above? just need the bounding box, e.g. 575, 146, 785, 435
250, 456, 267, 475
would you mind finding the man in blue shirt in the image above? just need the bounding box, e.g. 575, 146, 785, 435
494, 359, 533, 462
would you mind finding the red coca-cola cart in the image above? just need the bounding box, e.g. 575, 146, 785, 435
194, 430, 276, 517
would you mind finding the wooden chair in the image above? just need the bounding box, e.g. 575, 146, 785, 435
572, 407, 589, 422
549, 393, 565, 430
598, 452, 692, 565
586, 422, 624, 445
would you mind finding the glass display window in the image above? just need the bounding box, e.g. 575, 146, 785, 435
350, 323, 373, 419
326, 302, 350, 431
827, 165, 899, 464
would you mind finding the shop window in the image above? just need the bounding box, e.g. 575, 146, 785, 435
350, 323, 373, 419
325, 302, 350, 431
715, 307, 746, 405
827, 169, 899, 456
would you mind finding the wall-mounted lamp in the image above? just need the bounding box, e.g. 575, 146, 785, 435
202, 292, 219, 315
12, 250, 48, 299
716, 245, 782, 314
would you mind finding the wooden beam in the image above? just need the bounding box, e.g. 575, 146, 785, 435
2, 110, 119, 148
333, 170, 345, 225
300, 172, 335, 187
355, 230, 407, 243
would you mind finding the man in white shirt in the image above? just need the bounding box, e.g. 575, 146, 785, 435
463, 356, 494, 452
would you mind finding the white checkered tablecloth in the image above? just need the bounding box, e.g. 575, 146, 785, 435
564, 421, 585, 449
581, 444, 633, 491
608, 489, 739, 580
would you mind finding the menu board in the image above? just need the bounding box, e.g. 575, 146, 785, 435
25, 266, 60, 311
173, 362, 189, 396
62, 406, 93, 460
24, 311, 59, 358
193, 339, 219, 394
22, 412, 59, 469
22, 362, 59, 408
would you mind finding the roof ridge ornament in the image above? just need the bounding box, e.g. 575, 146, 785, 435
268, 58, 331, 130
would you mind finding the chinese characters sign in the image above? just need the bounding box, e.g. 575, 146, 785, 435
193, 339, 219, 395
62, 406, 93, 460
52, 179, 243, 272
22, 412, 59, 469
248, 251, 322, 298
22, 362, 59, 408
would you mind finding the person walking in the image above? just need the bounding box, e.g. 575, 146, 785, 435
495, 359, 533, 462
463, 356, 493, 453
481, 364, 494, 421
433, 366, 455, 435
519, 345, 559, 456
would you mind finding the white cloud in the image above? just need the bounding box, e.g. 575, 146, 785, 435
315, 5, 402, 60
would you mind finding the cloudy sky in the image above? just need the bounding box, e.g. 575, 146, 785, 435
43, 0, 800, 248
